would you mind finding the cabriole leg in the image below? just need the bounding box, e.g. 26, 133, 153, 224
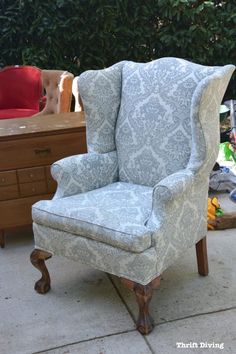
30, 249, 52, 294
121, 276, 161, 335
134, 282, 154, 334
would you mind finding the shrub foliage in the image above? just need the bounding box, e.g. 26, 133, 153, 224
0, 0, 235, 97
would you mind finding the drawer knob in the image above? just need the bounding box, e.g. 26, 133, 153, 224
29, 174, 34, 178
32, 187, 36, 192
1, 178, 5, 183
34, 148, 51, 156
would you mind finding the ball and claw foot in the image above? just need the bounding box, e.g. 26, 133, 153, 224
34, 278, 51, 294
30, 249, 52, 294
137, 312, 154, 335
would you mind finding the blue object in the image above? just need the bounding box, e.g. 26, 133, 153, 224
221, 166, 230, 173
229, 188, 236, 203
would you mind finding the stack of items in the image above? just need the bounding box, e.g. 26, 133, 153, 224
209, 100, 236, 202
208, 100, 236, 230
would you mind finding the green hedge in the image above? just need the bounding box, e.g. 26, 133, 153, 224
1, 0, 235, 97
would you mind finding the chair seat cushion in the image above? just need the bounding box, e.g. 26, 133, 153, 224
0, 108, 38, 120
32, 182, 153, 253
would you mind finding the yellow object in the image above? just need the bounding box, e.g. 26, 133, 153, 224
207, 197, 221, 230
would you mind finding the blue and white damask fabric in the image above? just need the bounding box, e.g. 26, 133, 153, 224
51, 151, 118, 199
32, 182, 153, 253
33, 223, 158, 285
32, 58, 235, 285
78, 61, 125, 154
116, 58, 229, 187
188, 66, 235, 176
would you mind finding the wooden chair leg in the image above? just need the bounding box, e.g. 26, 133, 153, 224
196, 236, 209, 276
121, 276, 161, 335
0, 230, 5, 248
134, 282, 155, 334
30, 249, 52, 294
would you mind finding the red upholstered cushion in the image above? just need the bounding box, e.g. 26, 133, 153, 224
0, 108, 39, 120
0, 66, 42, 112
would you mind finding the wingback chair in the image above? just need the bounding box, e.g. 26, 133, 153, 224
30, 58, 235, 334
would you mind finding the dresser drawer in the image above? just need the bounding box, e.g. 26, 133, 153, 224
45, 166, 57, 193
0, 132, 87, 170
19, 181, 47, 197
0, 171, 17, 186
0, 193, 53, 228
18, 166, 45, 183
0, 184, 19, 201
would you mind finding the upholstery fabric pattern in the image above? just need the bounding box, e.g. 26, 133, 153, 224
145, 66, 235, 272
33, 223, 159, 285
33, 58, 235, 285
51, 151, 118, 199
147, 172, 208, 273
187, 68, 235, 175
116, 58, 220, 187
32, 182, 153, 253
78, 61, 125, 153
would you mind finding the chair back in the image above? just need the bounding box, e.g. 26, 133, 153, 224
0, 66, 42, 110
41, 70, 74, 114
78, 58, 234, 187
116, 58, 218, 186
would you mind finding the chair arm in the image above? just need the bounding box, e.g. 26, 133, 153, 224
147, 169, 209, 270
51, 151, 118, 199
147, 170, 196, 227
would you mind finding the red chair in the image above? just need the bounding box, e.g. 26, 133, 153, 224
0, 66, 42, 119
0, 66, 74, 120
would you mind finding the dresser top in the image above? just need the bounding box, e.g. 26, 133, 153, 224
0, 112, 86, 141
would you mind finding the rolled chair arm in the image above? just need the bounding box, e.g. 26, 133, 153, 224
147, 170, 195, 227
51, 151, 118, 199
147, 169, 209, 258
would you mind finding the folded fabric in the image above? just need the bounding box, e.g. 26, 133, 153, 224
209, 166, 236, 192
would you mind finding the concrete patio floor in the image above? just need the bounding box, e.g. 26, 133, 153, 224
0, 194, 235, 354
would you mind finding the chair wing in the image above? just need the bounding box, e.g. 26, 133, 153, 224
78, 61, 125, 153
145, 64, 235, 273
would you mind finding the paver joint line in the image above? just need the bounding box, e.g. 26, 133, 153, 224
107, 274, 155, 354
155, 306, 236, 326
31, 328, 136, 354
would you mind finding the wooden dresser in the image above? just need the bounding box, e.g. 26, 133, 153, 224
0, 112, 86, 247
